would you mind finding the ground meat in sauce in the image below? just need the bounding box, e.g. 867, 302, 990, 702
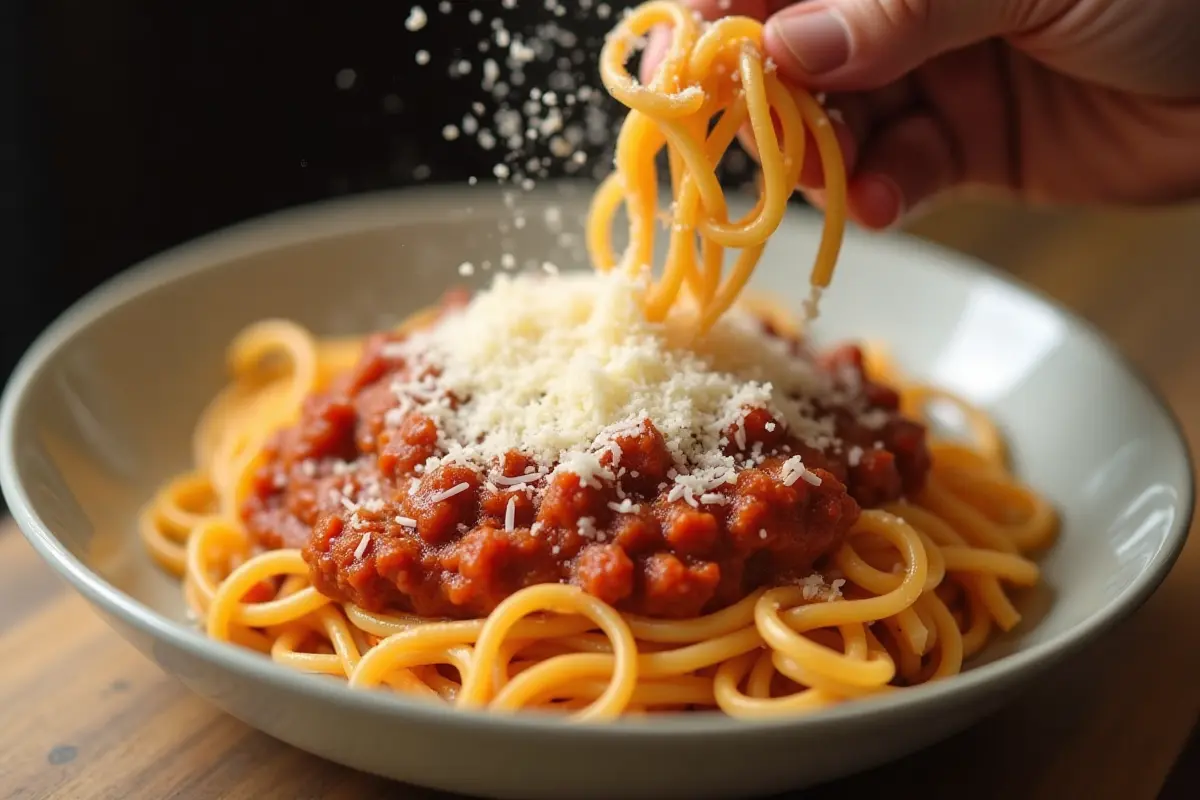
242, 316, 932, 621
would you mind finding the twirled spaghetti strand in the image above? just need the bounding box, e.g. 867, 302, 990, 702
588, 2, 848, 330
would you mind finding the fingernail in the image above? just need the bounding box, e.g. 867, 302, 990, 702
769, 8, 851, 75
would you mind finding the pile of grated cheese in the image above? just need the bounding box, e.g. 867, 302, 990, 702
383, 270, 858, 500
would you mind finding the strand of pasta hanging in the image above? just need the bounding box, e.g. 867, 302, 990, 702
587, 0, 848, 332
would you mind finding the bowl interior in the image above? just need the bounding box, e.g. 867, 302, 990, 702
2, 183, 1192, 688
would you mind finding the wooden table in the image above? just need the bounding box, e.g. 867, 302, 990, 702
2, 201, 1198, 799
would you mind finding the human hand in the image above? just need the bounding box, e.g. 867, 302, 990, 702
644, 0, 1200, 229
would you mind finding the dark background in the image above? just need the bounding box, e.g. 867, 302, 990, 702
0, 0, 665, 386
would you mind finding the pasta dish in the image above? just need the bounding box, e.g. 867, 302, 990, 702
140, 1, 1057, 720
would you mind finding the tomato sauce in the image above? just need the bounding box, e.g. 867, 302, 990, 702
243, 322, 930, 620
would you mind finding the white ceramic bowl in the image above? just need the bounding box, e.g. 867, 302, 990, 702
1, 184, 1192, 800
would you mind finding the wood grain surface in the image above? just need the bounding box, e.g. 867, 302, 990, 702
2, 200, 1199, 800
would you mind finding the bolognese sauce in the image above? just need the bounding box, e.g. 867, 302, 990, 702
243, 289, 931, 620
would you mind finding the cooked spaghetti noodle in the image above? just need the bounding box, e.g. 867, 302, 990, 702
588, 0, 846, 329
141, 1, 1057, 721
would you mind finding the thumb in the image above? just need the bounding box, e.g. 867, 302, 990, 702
764, 0, 1063, 91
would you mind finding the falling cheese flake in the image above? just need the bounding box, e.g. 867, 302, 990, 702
405, 6, 428, 31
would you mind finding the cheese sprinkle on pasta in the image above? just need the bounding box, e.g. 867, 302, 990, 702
384, 271, 865, 491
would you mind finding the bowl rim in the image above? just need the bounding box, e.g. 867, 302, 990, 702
1, 183, 1194, 739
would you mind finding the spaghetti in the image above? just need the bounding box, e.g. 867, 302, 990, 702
588, 0, 846, 329
141, 1, 1057, 721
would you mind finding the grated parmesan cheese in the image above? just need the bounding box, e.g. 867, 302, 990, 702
404, 6, 427, 32
353, 533, 371, 560
781, 455, 823, 488
800, 573, 843, 602
429, 482, 470, 503
493, 472, 543, 486
780, 456, 805, 487
384, 271, 846, 487
504, 496, 517, 533
577, 516, 598, 540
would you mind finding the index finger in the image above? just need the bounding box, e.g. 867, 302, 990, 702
687, 1, 774, 19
